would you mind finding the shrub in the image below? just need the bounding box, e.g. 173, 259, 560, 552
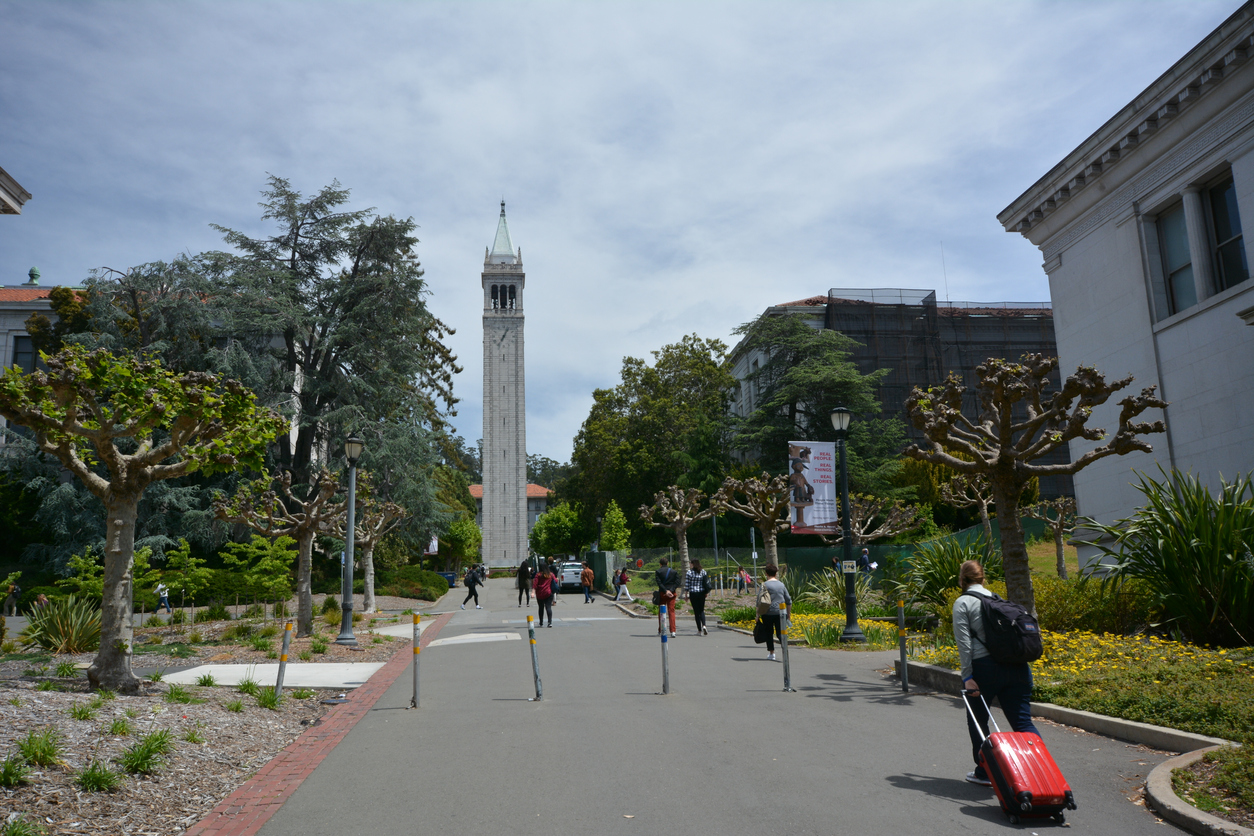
1032, 575, 1153, 635
147, 669, 164, 682
298, 650, 312, 661
196, 673, 217, 687
17, 728, 62, 767
902, 535, 1002, 611
1086, 468, 1254, 646
144, 615, 164, 628
183, 725, 205, 744
225, 698, 243, 713
250, 636, 272, 653
1, 640, 17, 653
168, 610, 186, 625
0, 813, 47, 835
241, 603, 265, 618
35, 681, 61, 692
107, 718, 132, 736
310, 638, 328, 655
273, 600, 289, 619
75, 759, 122, 792
20, 594, 101, 653
116, 733, 170, 775
0, 753, 31, 788
164, 684, 203, 704
257, 624, 279, 638
798, 570, 880, 615
237, 674, 260, 696
197, 602, 231, 623
67, 702, 96, 721
718, 605, 756, 624
55, 660, 78, 678
221, 622, 255, 642
291, 688, 315, 699
256, 686, 282, 710
377, 566, 449, 601
321, 595, 339, 615
322, 610, 341, 627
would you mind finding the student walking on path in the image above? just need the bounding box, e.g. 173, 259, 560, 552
953, 559, 1041, 786
613, 568, 633, 602
758, 564, 791, 660
580, 562, 595, 603
684, 559, 711, 635
3, 582, 20, 617
533, 565, 555, 626
516, 562, 533, 607
655, 558, 680, 637
155, 582, 172, 614
461, 567, 483, 610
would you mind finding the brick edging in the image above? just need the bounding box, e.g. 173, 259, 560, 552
186, 611, 454, 836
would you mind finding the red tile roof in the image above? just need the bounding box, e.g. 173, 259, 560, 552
0, 288, 54, 302
469, 483, 552, 499
774, 295, 829, 307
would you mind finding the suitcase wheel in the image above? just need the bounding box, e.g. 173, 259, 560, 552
1052, 812, 1066, 824
1008, 814, 1020, 825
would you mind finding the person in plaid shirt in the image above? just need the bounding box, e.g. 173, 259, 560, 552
684, 558, 711, 636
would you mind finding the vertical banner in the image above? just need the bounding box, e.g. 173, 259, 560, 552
788, 441, 838, 534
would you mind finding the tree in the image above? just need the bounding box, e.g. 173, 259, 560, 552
529, 502, 588, 558
904, 354, 1166, 613
639, 487, 716, 573
714, 473, 792, 566
567, 335, 735, 540
731, 313, 905, 494
325, 472, 406, 613
599, 499, 631, 551
214, 469, 346, 637
209, 176, 461, 484
942, 474, 995, 545
0, 345, 284, 692
221, 535, 296, 618
440, 514, 482, 571
25, 286, 90, 356
1025, 497, 1077, 579
820, 495, 927, 546
162, 539, 213, 620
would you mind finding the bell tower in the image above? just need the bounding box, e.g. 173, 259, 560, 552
481, 201, 528, 567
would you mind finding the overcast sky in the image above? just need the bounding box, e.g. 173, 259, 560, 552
0, 0, 1239, 463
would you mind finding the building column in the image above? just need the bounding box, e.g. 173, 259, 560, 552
1182, 186, 1214, 303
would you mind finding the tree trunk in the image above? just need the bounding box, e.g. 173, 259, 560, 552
88, 495, 142, 694
1054, 526, 1068, 580
991, 481, 1035, 615
295, 529, 315, 637
362, 543, 376, 613
675, 526, 691, 576
977, 500, 993, 545
761, 524, 778, 566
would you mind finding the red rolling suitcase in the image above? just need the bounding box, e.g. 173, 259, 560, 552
963, 691, 1077, 824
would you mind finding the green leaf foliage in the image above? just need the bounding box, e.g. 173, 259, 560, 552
599, 499, 631, 551
20, 594, 101, 654
529, 501, 588, 557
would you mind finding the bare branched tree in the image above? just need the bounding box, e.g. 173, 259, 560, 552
639, 486, 717, 575
820, 495, 928, 547
942, 474, 995, 545
1025, 497, 1078, 580
325, 472, 407, 613
714, 473, 792, 566
905, 354, 1166, 614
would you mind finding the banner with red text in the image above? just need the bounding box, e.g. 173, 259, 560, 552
787, 441, 838, 534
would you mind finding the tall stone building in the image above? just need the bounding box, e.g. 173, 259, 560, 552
480, 202, 529, 567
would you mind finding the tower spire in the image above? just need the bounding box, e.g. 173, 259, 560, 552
488, 200, 516, 264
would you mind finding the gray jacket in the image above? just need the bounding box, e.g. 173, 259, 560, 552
953, 584, 992, 681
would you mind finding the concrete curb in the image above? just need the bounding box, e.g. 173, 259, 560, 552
1145, 748, 1254, 836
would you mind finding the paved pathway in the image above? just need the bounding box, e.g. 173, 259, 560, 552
191, 586, 1182, 836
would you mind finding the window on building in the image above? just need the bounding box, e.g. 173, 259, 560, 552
1157, 204, 1196, 314
12, 336, 35, 373
1208, 178, 1248, 292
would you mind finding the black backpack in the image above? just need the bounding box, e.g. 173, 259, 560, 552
961, 590, 1043, 665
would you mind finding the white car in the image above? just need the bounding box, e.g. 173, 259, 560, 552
558, 562, 584, 592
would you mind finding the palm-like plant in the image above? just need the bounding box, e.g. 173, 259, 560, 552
900, 534, 1002, 610
20, 595, 101, 653
1083, 468, 1254, 646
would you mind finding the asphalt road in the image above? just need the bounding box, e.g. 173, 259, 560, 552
247, 586, 1180, 835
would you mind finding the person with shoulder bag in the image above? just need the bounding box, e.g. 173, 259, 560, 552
684, 558, 712, 635
516, 561, 533, 608
654, 558, 680, 637
614, 568, 633, 602
533, 565, 555, 627
755, 564, 790, 660
953, 559, 1042, 786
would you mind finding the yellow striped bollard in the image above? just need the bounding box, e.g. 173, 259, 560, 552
527, 614, 543, 701
409, 613, 421, 709
275, 621, 293, 697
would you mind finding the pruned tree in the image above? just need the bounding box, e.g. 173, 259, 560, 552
904, 354, 1166, 614
820, 495, 928, 546
325, 472, 406, 613
942, 474, 995, 545
0, 345, 284, 693
639, 486, 717, 574
214, 469, 346, 637
713, 473, 792, 567
1025, 497, 1078, 580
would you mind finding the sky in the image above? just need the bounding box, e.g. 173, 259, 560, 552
0, 0, 1241, 464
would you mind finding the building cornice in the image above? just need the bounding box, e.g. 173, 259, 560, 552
999, 1, 1254, 237
0, 166, 32, 215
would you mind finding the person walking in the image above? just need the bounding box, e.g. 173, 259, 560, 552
580, 562, 595, 603
954, 559, 1041, 786
516, 561, 533, 608
533, 564, 555, 627
34, 593, 49, 612
3, 582, 20, 617
684, 558, 711, 635
655, 558, 680, 637
613, 567, 633, 602
461, 567, 483, 610
155, 582, 172, 614
758, 564, 791, 660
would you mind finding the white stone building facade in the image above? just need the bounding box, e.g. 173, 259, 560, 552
480, 203, 530, 567
999, 3, 1254, 566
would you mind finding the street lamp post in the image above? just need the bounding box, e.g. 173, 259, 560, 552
336, 435, 364, 647
830, 407, 866, 643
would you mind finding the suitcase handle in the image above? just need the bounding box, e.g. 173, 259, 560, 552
961, 689, 1001, 739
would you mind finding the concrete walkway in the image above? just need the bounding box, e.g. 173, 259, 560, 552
183, 584, 1185, 836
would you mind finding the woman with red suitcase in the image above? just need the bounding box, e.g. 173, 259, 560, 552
953, 559, 1041, 786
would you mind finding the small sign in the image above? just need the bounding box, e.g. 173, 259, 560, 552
842, 560, 857, 573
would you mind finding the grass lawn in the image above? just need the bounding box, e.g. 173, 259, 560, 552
1025, 536, 1079, 578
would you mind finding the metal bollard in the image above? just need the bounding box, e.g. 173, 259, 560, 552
527, 615, 543, 701
409, 613, 421, 709
660, 604, 671, 695
275, 621, 293, 697
779, 602, 795, 692
897, 600, 910, 693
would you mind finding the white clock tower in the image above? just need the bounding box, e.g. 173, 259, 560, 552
481, 202, 528, 567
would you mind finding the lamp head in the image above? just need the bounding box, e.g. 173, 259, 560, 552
344, 436, 365, 465
829, 407, 852, 435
